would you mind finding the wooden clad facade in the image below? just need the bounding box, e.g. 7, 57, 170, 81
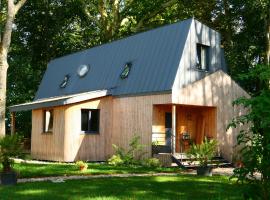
172, 70, 249, 161
31, 94, 172, 161
31, 70, 248, 162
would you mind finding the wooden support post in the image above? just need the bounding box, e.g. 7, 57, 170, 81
11, 112, 15, 135
172, 105, 176, 154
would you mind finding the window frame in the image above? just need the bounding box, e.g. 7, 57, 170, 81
196, 43, 210, 71
43, 109, 54, 134
80, 109, 100, 134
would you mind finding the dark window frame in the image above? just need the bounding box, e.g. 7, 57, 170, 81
81, 109, 100, 134
196, 44, 210, 71
43, 109, 54, 133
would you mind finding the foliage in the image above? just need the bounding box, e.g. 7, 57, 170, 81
108, 135, 146, 166
108, 154, 124, 166
0, 134, 23, 172
4, 0, 269, 138
75, 160, 88, 171
142, 158, 161, 168
229, 64, 270, 200
186, 137, 218, 167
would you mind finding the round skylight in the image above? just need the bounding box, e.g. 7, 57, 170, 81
59, 74, 70, 88
77, 64, 90, 77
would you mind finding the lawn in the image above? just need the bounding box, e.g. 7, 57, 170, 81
11, 162, 181, 178
0, 175, 244, 200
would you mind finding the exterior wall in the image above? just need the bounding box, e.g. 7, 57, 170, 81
31, 94, 171, 161
173, 19, 221, 91
31, 107, 66, 161
172, 70, 249, 161
64, 96, 113, 161
111, 94, 172, 158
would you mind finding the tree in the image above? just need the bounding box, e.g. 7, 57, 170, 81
229, 65, 270, 200
0, 0, 27, 136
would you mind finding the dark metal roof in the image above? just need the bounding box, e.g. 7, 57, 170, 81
35, 18, 192, 100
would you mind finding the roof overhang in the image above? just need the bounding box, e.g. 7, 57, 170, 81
9, 90, 109, 112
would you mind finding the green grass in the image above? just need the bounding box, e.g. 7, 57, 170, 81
0, 175, 244, 200
11, 162, 181, 178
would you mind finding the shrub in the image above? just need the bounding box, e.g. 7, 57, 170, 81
108, 155, 124, 166
75, 160, 88, 171
108, 135, 146, 166
0, 134, 23, 172
142, 158, 161, 168
186, 137, 218, 167
228, 65, 270, 200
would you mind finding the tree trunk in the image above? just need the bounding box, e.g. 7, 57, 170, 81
0, 0, 27, 137
0, 5, 14, 137
0, 57, 8, 137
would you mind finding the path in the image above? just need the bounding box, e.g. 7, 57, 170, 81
17, 167, 235, 183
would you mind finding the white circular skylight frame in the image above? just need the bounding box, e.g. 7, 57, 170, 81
77, 64, 90, 77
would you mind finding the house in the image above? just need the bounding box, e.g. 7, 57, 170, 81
10, 18, 248, 163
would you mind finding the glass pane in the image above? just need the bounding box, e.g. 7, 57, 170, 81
44, 110, 53, 132
81, 110, 89, 131
89, 110, 99, 132
201, 47, 206, 70
196, 44, 202, 68
120, 63, 132, 79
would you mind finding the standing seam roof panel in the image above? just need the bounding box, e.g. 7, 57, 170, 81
35, 18, 193, 100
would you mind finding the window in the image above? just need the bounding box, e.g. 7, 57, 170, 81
77, 64, 90, 77
81, 109, 100, 133
120, 62, 132, 79
59, 74, 70, 88
196, 44, 209, 71
43, 110, 53, 133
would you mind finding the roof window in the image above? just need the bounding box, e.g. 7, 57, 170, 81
120, 62, 132, 79
77, 64, 90, 77
59, 74, 70, 88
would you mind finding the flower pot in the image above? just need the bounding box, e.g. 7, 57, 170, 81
196, 166, 212, 176
0, 171, 17, 185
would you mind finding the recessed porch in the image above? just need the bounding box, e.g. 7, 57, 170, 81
152, 104, 217, 155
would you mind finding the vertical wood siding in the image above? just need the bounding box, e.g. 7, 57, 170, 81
111, 94, 172, 158
172, 70, 249, 161
31, 107, 66, 161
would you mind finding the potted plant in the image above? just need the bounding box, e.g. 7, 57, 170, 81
0, 134, 23, 185
75, 160, 88, 171
186, 137, 218, 176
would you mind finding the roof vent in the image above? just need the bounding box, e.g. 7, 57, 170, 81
59, 74, 70, 88
120, 62, 132, 79
77, 64, 90, 77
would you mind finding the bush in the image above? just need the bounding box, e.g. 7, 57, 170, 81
108, 135, 146, 166
108, 155, 124, 166
0, 134, 24, 172
186, 137, 218, 167
75, 160, 88, 171
142, 158, 161, 168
